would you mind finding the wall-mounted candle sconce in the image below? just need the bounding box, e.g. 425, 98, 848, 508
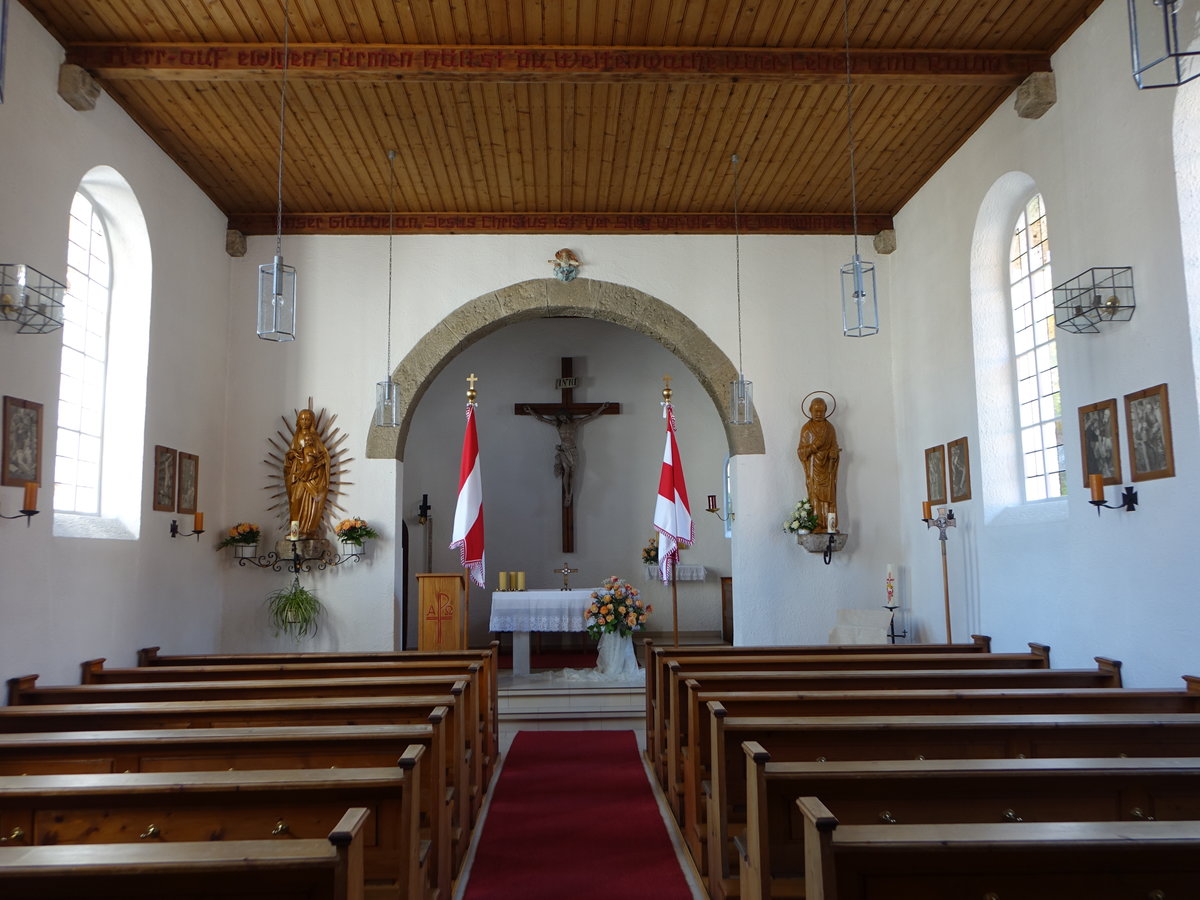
705, 493, 734, 522
170, 513, 205, 541
1088, 474, 1138, 515
1, 481, 40, 526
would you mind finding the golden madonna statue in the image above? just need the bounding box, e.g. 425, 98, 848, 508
284, 408, 331, 539
796, 394, 840, 533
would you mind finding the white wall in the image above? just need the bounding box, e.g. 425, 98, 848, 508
889, 0, 1200, 687
224, 231, 904, 652
0, 4, 232, 686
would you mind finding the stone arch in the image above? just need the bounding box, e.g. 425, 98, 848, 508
367, 277, 765, 461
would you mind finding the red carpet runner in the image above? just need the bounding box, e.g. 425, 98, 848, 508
463, 730, 693, 899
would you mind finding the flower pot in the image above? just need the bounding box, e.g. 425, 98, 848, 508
233, 542, 259, 559
795, 528, 811, 535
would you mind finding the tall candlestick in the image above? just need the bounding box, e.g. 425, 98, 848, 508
23, 481, 37, 511
1089, 473, 1104, 502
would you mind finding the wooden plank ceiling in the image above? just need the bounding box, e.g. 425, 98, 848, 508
21, 0, 1104, 234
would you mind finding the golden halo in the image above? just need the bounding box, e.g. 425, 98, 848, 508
800, 390, 837, 419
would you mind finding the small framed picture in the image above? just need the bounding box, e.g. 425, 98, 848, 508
1124, 383, 1174, 482
924, 444, 947, 505
1078, 398, 1121, 487
948, 436, 972, 503
152, 445, 178, 511
2, 395, 42, 487
177, 452, 199, 515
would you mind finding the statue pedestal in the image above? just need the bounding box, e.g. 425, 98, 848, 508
275, 538, 331, 562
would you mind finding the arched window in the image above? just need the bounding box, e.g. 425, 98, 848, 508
53, 167, 152, 539
55, 190, 111, 515
1008, 193, 1064, 501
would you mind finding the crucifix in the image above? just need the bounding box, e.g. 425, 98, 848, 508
515, 357, 621, 552
554, 561, 579, 591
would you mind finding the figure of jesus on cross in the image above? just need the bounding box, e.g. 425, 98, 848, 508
516, 357, 621, 552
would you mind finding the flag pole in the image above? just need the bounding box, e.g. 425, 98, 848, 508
671, 563, 679, 647
654, 375, 692, 648
451, 372, 486, 651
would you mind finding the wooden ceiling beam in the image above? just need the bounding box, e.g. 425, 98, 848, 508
67, 43, 1049, 86
226, 210, 895, 236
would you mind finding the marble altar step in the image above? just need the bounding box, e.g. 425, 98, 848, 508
497, 675, 645, 747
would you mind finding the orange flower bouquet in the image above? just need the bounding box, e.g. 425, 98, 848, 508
584, 575, 652, 640
215, 522, 261, 550
334, 517, 379, 546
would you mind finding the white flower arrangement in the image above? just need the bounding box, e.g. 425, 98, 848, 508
783, 499, 819, 533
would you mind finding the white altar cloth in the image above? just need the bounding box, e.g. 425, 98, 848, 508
489, 589, 594, 632
490, 589, 594, 677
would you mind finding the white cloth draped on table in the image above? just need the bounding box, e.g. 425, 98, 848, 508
595, 631, 639, 677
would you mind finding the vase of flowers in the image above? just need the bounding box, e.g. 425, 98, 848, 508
783, 500, 818, 535
584, 576, 652, 640
216, 522, 261, 557
334, 517, 379, 548
641, 535, 658, 565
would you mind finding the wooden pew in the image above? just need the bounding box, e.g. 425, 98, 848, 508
651, 645, 1053, 787
80, 658, 495, 796
0, 806, 369, 900
0, 722, 453, 899
642, 635, 993, 758
797, 796, 1200, 899
7, 673, 479, 843
705, 708, 1200, 900
137, 643, 501, 768
679, 676, 1191, 867
660, 659, 1122, 819
0, 753, 427, 900
741, 744, 1200, 900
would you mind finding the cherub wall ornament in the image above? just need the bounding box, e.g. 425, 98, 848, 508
549, 248, 581, 281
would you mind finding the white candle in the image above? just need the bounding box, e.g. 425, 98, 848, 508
885, 563, 896, 608
827, 512, 837, 532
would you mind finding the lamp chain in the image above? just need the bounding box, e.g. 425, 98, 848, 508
386, 149, 396, 375
274, 0, 292, 260
842, 0, 860, 258
732, 152, 744, 380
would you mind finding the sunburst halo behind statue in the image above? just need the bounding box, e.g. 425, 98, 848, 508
263, 398, 353, 557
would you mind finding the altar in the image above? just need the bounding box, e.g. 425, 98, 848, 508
489, 589, 594, 677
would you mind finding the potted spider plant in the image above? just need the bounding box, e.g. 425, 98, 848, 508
265, 576, 322, 639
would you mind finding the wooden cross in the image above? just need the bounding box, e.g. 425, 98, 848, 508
554, 561, 579, 591
515, 357, 621, 552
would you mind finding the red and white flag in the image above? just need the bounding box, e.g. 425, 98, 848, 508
450, 402, 486, 587
653, 403, 694, 584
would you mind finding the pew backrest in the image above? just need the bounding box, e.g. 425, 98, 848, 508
798, 796, 1200, 900
0, 806, 370, 900
0, 752, 426, 899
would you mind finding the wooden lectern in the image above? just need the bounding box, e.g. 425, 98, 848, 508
417, 573, 467, 650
